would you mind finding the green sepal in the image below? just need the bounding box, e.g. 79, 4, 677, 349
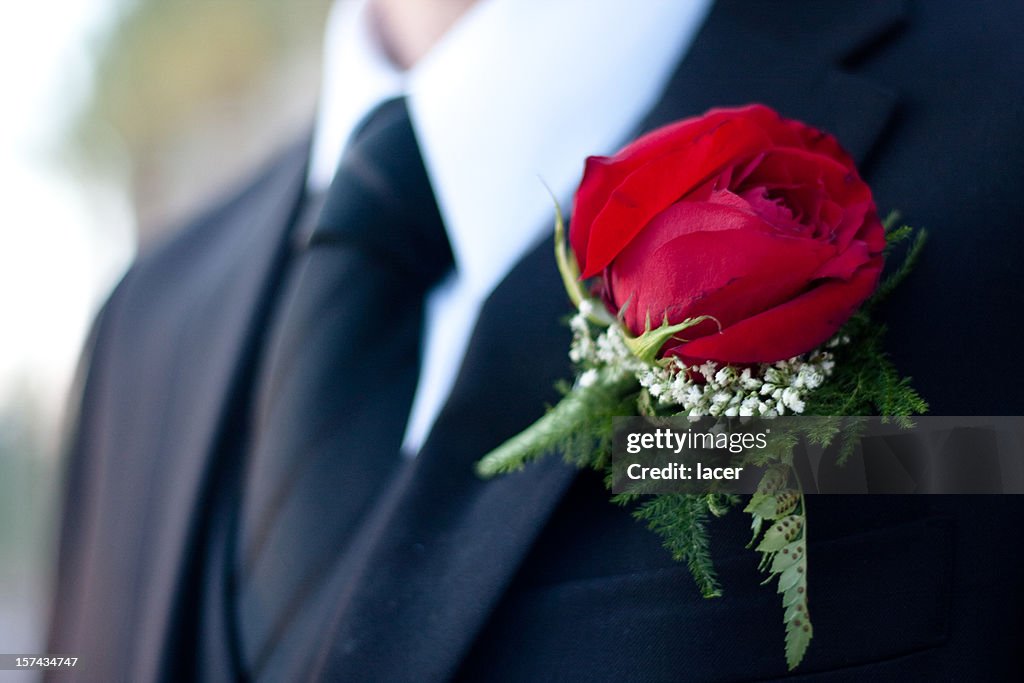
623, 313, 720, 366
551, 194, 614, 326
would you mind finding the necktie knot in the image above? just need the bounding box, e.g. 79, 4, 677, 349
307, 97, 454, 288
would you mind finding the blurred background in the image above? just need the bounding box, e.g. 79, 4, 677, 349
0, 0, 329, 675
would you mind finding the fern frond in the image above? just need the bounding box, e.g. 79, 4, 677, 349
633, 494, 722, 598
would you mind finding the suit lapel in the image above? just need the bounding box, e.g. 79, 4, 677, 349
130, 142, 308, 682
304, 2, 908, 679
288, 229, 574, 681
639, 0, 904, 169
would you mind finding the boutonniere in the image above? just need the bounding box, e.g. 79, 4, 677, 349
476, 105, 926, 670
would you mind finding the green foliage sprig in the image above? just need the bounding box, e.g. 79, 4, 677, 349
746, 467, 811, 669
633, 493, 725, 598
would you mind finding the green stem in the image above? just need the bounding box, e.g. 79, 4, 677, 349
791, 463, 808, 544
476, 368, 636, 478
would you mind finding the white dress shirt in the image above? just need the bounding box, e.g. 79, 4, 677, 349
308, 0, 713, 454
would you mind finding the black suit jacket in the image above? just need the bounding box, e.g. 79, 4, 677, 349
49, 1, 1024, 680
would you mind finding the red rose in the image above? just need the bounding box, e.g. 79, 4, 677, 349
570, 104, 885, 364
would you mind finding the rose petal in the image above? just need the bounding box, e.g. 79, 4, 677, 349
571, 108, 771, 272
812, 239, 871, 280
739, 147, 871, 208
735, 186, 806, 233
786, 119, 856, 170
581, 117, 772, 277
610, 206, 836, 336
669, 256, 883, 363
571, 104, 825, 274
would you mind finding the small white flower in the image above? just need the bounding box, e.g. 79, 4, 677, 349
577, 369, 599, 388
698, 362, 717, 381
781, 386, 806, 413
740, 371, 762, 391
739, 395, 760, 417
569, 319, 840, 422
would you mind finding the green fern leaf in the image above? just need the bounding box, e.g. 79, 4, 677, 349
786, 612, 813, 670
770, 540, 804, 573
756, 515, 803, 553
777, 557, 806, 593
634, 494, 722, 598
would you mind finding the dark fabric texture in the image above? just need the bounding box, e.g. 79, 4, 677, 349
235, 97, 452, 677
47, 1, 1024, 681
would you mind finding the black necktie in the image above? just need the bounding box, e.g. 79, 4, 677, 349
235, 97, 453, 676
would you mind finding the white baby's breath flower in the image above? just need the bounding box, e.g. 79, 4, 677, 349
781, 386, 806, 413
740, 369, 762, 390
698, 362, 716, 382
739, 395, 760, 417
826, 334, 851, 348
569, 324, 841, 420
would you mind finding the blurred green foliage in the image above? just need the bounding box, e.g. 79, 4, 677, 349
70, 0, 329, 168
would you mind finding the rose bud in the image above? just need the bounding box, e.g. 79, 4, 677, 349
570, 104, 885, 364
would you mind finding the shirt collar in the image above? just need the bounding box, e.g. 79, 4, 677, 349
310, 0, 714, 296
